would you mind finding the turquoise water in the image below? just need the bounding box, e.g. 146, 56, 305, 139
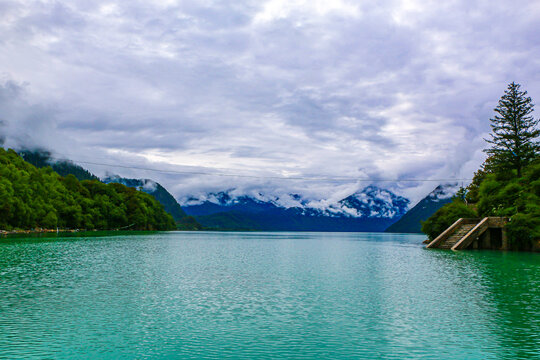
0, 231, 538, 359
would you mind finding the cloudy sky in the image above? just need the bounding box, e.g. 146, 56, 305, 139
1, 0, 539, 204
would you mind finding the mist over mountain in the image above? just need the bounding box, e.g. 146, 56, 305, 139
18, 149, 99, 181
103, 176, 188, 222
182, 186, 410, 231
385, 184, 458, 233
332, 186, 409, 218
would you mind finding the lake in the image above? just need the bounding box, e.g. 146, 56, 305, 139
0, 231, 538, 359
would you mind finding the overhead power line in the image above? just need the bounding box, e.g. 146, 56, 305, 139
50, 156, 473, 183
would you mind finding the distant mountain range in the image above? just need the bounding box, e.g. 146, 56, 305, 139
385, 184, 457, 233
14, 148, 456, 233
182, 186, 410, 231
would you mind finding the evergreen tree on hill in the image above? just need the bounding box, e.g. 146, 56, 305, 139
484, 82, 540, 177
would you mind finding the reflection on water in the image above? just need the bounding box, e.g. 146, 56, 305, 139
0, 232, 538, 359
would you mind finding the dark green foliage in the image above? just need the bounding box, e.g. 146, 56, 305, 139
104, 176, 202, 231
421, 201, 477, 240
506, 213, 540, 251
454, 187, 466, 201
195, 210, 400, 232
476, 161, 540, 248
476, 162, 540, 219
19, 149, 99, 181
476, 177, 521, 217
424, 161, 540, 249
195, 211, 260, 231
484, 82, 539, 178
385, 185, 454, 234
0, 148, 176, 231
0, 120, 4, 145
177, 216, 204, 230
103, 177, 188, 222
144, 184, 188, 222
466, 156, 498, 203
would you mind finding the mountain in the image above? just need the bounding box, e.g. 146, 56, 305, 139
103, 176, 188, 222
182, 186, 410, 231
333, 186, 410, 218
182, 191, 282, 216
18, 149, 99, 181
0, 148, 176, 231
385, 184, 457, 233
17, 149, 198, 229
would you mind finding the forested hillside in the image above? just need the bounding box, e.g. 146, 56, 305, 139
103, 177, 187, 221
19, 149, 99, 181
18, 150, 200, 230
0, 148, 176, 231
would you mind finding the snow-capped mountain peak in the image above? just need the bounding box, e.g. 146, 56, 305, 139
181, 185, 409, 220
427, 183, 459, 201
327, 185, 409, 218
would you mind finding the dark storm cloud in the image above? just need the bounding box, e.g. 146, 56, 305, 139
1, 0, 539, 202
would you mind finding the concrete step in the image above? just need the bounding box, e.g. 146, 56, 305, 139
438, 224, 477, 248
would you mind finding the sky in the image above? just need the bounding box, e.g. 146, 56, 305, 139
1, 0, 540, 205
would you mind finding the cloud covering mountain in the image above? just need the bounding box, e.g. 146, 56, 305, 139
1, 0, 539, 203
182, 185, 409, 231
182, 185, 409, 218
385, 183, 459, 233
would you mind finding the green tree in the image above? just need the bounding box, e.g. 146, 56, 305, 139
454, 187, 467, 202
466, 155, 498, 203
484, 82, 540, 177
421, 200, 477, 240
43, 211, 58, 229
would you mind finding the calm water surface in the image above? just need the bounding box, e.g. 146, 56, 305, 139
0, 232, 539, 359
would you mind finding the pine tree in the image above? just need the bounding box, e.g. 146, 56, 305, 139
484, 82, 540, 177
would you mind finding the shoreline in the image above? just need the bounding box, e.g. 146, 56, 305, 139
0, 229, 81, 236
0, 229, 162, 237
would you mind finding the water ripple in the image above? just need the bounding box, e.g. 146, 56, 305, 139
0, 232, 539, 359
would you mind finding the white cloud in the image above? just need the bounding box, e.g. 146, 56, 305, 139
253, 0, 360, 24
1, 0, 539, 204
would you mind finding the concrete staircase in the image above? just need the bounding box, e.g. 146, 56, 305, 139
426, 218, 481, 250
426, 217, 509, 251
437, 223, 476, 249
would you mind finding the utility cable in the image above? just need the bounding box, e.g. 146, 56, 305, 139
49, 156, 472, 183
